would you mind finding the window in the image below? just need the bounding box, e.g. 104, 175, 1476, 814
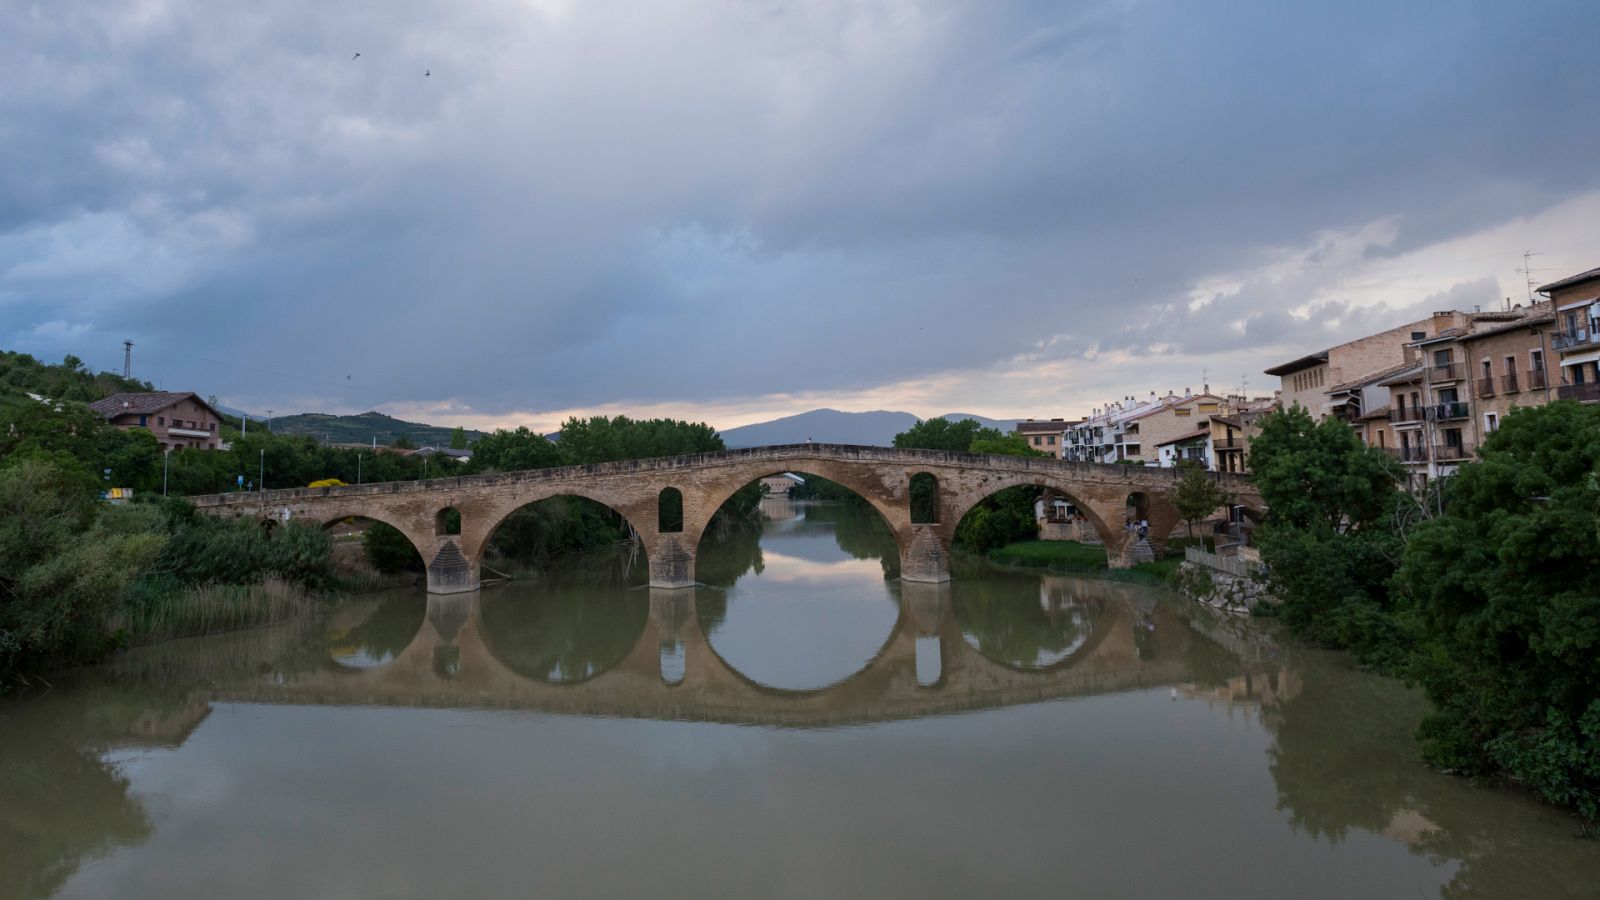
1031, 436, 1041, 445
1504, 355, 1515, 375
1046, 435, 1056, 445
1531, 349, 1544, 371
1197, 403, 1218, 413
1445, 428, 1463, 448
1411, 331, 1426, 340
1433, 349, 1451, 366
1378, 431, 1386, 448
1175, 407, 1192, 416
1484, 413, 1498, 433
157, 416, 165, 426
138, 415, 147, 426
1481, 360, 1492, 379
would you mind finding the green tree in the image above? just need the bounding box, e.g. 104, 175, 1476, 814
892, 417, 987, 453
893, 418, 1044, 553
1248, 404, 1406, 663
467, 426, 561, 473
1397, 401, 1600, 824
1172, 460, 1226, 544
449, 426, 468, 450
390, 434, 414, 450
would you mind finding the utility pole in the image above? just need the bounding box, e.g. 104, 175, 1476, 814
122, 340, 134, 378
357, 453, 362, 485
259, 449, 265, 492
266, 410, 274, 433
162, 449, 171, 496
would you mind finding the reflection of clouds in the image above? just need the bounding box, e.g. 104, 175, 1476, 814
753, 549, 885, 585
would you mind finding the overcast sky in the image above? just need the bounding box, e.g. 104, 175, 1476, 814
5, 0, 1599, 431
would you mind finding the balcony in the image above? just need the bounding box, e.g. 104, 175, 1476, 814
1213, 438, 1245, 450
1501, 372, 1520, 394
1385, 445, 1429, 463
1552, 329, 1595, 352
1390, 407, 1425, 424
168, 427, 214, 439
1557, 380, 1600, 403
1433, 443, 1472, 462
1528, 367, 1549, 390
1477, 377, 1495, 399
1426, 401, 1470, 421
1428, 362, 1465, 383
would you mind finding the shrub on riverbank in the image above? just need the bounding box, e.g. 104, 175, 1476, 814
0, 459, 338, 687
987, 539, 1185, 585
1250, 401, 1600, 826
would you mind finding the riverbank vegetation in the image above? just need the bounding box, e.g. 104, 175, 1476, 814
1250, 401, 1600, 827
987, 539, 1188, 585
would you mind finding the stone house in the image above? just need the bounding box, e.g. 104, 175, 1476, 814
90, 391, 227, 451
1455, 307, 1556, 436
1537, 266, 1600, 404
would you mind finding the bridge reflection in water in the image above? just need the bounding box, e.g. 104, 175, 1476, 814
205, 576, 1296, 727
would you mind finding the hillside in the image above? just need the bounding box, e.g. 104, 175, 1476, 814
718, 408, 1020, 448
267, 411, 488, 447
0, 350, 154, 403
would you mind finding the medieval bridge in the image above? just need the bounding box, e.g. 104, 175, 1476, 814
189, 443, 1262, 594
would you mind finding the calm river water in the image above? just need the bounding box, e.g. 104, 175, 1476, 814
2, 498, 1596, 899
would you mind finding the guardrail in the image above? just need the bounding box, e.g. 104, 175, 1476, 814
1185, 545, 1264, 580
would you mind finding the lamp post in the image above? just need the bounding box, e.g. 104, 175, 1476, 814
357, 453, 363, 485
163, 449, 171, 496
259, 448, 265, 492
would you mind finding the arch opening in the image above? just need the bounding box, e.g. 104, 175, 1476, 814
322, 515, 426, 579
909, 472, 940, 524
436, 506, 462, 536
480, 494, 650, 583
658, 487, 684, 534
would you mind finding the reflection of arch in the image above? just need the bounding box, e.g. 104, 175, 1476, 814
947, 476, 1118, 549
696, 598, 913, 698
477, 588, 651, 685
954, 590, 1119, 674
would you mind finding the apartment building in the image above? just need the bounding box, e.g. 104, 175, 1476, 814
1063, 390, 1230, 466
1538, 267, 1600, 404
1265, 310, 1474, 420
1014, 418, 1074, 457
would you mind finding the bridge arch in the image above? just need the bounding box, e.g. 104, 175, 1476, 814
467, 485, 656, 577
946, 475, 1121, 552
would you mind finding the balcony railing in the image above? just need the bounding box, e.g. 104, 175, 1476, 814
1557, 380, 1600, 403
1528, 367, 1549, 390
1385, 445, 1429, 462
1501, 373, 1520, 393
1426, 401, 1470, 421
1477, 377, 1495, 399
1390, 407, 1425, 424
1433, 443, 1472, 462
1428, 362, 1465, 383
1213, 438, 1244, 450
1552, 329, 1594, 352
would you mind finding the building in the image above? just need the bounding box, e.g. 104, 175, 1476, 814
1265, 311, 1475, 420
90, 391, 227, 451
759, 472, 806, 496
1155, 429, 1211, 468
1207, 397, 1275, 474
1014, 418, 1074, 457
1537, 266, 1600, 404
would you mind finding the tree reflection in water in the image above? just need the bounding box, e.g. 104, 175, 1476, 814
478, 575, 649, 684
1261, 647, 1600, 898
325, 592, 426, 669
952, 571, 1106, 668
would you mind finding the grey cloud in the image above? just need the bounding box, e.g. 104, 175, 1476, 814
3, 0, 1599, 416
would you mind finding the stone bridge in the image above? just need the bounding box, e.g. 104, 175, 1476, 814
204, 580, 1244, 728
189, 444, 1262, 594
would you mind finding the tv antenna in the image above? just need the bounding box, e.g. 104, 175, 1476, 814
1516, 250, 1558, 303
122, 340, 134, 378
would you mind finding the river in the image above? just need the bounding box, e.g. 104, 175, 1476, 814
1, 498, 1595, 899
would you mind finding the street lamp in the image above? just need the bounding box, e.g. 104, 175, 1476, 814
259, 448, 265, 492
357, 453, 363, 485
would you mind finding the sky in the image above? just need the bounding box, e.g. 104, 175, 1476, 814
4, 0, 1599, 433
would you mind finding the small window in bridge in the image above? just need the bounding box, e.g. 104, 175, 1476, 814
658, 487, 684, 534
436, 506, 461, 536
910, 473, 940, 524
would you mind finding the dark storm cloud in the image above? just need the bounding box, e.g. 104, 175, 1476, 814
3, 0, 1599, 416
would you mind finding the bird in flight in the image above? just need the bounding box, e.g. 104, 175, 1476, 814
352, 52, 361, 60
425, 69, 431, 77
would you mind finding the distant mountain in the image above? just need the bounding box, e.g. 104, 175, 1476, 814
266, 411, 488, 447
718, 408, 1023, 448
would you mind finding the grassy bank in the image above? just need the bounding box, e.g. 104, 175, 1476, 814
986, 539, 1184, 585
114, 577, 321, 646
